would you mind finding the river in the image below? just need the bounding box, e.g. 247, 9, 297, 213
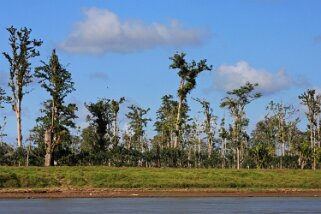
1, 197, 321, 213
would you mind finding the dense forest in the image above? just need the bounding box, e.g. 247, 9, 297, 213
0, 26, 320, 170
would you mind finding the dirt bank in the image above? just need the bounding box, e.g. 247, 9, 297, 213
1, 188, 321, 198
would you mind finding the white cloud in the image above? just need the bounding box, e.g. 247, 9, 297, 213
59, 8, 208, 54
213, 61, 297, 95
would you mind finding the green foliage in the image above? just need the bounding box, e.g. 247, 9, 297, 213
299, 89, 321, 124
220, 82, 261, 169
154, 95, 180, 147
3, 26, 42, 102
0, 168, 59, 188
83, 98, 113, 151
111, 97, 125, 115
2, 26, 42, 147
170, 52, 212, 98
35, 49, 77, 130
298, 89, 321, 169
170, 52, 212, 148
0, 142, 14, 165
220, 82, 262, 111
0, 88, 9, 137
0, 87, 10, 109
33, 49, 77, 165
1, 34, 321, 171
111, 97, 125, 145
193, 98, 217, 158
126, 105, 151, 150
0, 172, 20, 188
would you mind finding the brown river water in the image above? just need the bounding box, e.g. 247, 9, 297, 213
1, 197, 321, 213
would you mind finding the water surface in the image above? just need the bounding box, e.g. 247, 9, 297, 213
1, 197, 321, 213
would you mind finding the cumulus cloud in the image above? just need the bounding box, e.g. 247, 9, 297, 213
59, 8, 208, 54
89, 71, 108, 80
213, 61, 298, 95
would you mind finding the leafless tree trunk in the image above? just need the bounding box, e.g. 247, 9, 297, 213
174, 79, 184, 148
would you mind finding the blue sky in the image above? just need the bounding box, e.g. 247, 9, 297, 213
1, 0, 321, 145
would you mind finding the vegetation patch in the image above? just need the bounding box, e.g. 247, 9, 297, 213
0, 167, 321, 190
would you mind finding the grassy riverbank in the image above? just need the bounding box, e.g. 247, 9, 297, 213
0, 166, 321, 190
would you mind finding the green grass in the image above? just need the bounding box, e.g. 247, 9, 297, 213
0, 166, 321, 189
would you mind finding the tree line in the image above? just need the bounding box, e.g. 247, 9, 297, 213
1, 26, 321, 169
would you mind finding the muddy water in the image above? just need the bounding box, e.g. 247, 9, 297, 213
1, 197, 321, 213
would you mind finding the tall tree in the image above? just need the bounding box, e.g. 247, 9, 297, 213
83, 99, 113, 151
3, 26, 42, 147
219, 117, 228, 168
111, 97, 125, 146
250, 118, 278, 169
188, 117, 202, 168
193, 98, 217, 159
154, 95, 179, 148
265, 101, 298, 168
299, 89, 321, 170
35, 49, 77, 166
220, 82, 261, 169
126, 105, 151, 153
169, 52, 212, 148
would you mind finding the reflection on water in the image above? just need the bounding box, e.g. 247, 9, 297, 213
1, 197, 321, 214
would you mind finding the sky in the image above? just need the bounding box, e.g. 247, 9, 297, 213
1, 0, 321, 146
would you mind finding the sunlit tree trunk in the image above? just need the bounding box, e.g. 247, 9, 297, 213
16, 104, 22, 148
221, 138, 226, 169
174, 80, 184, 149
44, 128, 53, 167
